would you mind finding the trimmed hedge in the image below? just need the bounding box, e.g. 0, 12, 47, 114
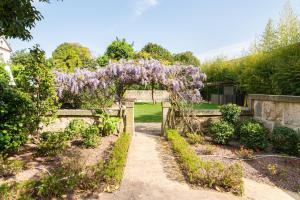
103, 132, 132, 186
166, 129, 243, 195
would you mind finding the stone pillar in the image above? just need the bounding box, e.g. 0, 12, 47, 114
125, 101, 134, 134
161, 102, 171, 136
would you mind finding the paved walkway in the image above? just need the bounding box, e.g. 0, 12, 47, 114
98, 123, 298, 200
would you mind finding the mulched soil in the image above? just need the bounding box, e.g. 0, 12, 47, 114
0, 134, 118, 184
190, 140, 300, 193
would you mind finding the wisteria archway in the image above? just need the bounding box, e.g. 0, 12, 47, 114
54, 59, 207, 132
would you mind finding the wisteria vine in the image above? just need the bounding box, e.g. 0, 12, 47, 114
54, 59, 207, 104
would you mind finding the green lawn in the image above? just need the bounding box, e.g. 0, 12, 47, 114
134, 102, 162, 123
193, 103, 219, 110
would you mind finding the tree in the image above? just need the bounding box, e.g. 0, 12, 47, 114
96, 55, 109, 67
10, 49, 31, 66
0, 0, 58, 41
52, 43, 94, 72
140, 43, 173, 63
173, 51, 201, 66
277, 0, 300, 47
104, 38, 135, 60
259, 19, 278, 52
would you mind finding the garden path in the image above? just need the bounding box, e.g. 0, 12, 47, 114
98, 123, 298, 200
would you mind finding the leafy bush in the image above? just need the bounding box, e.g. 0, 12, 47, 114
81, 125, 101, 148
240, 120, 268, 150
186, 132, 203, 145
103, 133, 131, 186
220, 104, 241, 125
96, 111, 120, 136
0, 156, 25, 177
0, 79, 35, 154
166, 129, 243, 195
105, 38, 135, 60
64, 119, 89, 139
38, 132, 68, 156
210, 120, 235, 144
271, 126, 300, 155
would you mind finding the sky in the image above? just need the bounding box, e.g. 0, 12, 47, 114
8, 0, 300, 62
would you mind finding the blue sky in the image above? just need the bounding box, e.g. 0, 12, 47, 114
9, 0, 300, 61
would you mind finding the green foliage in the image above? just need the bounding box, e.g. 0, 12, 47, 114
186, 132, 203, 145
140, 43, 173, 63
240, 120, 268, 150
96, 54, 109, 67
0, 80, 35, 154
210, 120, 235, 144
105, 38, 135, 61
103, 133, 131, 185
10, 49, 31, 66
38, 132, 68, 156
173, 51, 200, 66
96, 111, 119, 136
166, 129, 243, 195
13, 45, 57, 131
220, 104, 241, 125
271, 126, 300, 155
0, 156, 25, 177
64, 119, 89, 139
81, 125, 101, 148
52, 43, 94, 72
0, 0, 54, 40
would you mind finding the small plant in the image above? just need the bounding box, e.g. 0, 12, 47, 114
81, 125, 101, 148
201, 144, 216, 155
0, 156, 25, 177
220, 104, 241, 125
237, 146, 254, 159
240, 120, 268, 150
267, 164, 279, 176
271, 126, 300, 156
64, 119, 89, 139
210, 120, 235, 144
96, 111, 120, 136
38, 132, 68, 156
186, 132, 203, 145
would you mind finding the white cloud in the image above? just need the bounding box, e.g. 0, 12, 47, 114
135, 0, 158, 16
198, 39, 254, 62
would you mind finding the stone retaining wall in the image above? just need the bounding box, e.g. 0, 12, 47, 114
42, 107, 126, 133
124, 90, 169, 102
248, 94, 300, 131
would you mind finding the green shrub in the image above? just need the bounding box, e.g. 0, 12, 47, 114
271, 126, 300, 155
96, 111, 120, 136
220, 104, 241, 125
210, 120, 235, 144
240, 120, 268, 150
0, 156, 25, 177
166, 129, 243, 195
0, 80, 35, 154
186, 132, 203, 145
105, 38, 135, 60
81, 125, 101, 148
38, 132, 68, 156
103, 133, 131, 186
64, 119, 89, 139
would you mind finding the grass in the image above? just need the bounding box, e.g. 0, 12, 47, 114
166, 129, 244, 195
134, 102, 162, 123
193, 103, 219, 110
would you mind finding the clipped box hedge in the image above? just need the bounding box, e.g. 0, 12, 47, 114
166, 129, 243, 195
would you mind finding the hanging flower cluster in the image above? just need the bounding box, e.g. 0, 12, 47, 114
54, 59, 207, 103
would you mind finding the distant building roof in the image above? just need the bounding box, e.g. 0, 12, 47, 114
0, 36, 12, 52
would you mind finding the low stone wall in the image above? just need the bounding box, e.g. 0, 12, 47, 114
42, 107, 125, 133
124, 90, 169, 102
248, 94, 300, 131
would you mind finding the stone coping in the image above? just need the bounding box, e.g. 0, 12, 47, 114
175, 107, 252, 117
57, 107, 122, 117
249, 94, 300, 103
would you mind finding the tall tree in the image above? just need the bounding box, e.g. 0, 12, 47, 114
0, 0, 58, 40
260, 19, 278, 52
173, 51, 200, 66
104, 38, 135, 61
140, 43, 173, 63
52, 43, 94, 72
277, 0, 300, 47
